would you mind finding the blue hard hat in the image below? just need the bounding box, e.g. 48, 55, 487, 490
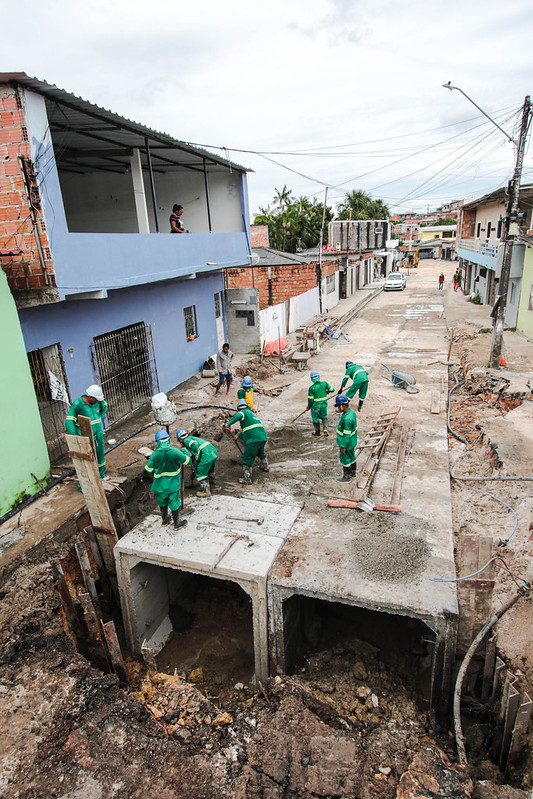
155, 429, 169, 441
242, 376, 252, 387
345, 360, 353, 368
334, 394, 349, 406
310, 371, 320, 381
176, 429, 188, 440
237, 400, 248, 409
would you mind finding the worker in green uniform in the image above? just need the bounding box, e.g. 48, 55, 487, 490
339, 361, 369, 411
335, 393, 357, 482
144, 429, 191, 529
176, 429, 218, 498
65, 385, 108, 479
226, 399, 269, 484
306, 370, 334, 437
236, 375, 255, 411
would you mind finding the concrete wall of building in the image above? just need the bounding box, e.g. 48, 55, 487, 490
18, 271, 224, 401
224, 287, 261, 353
0, 269, 50, 515
517, 247, 533, 339
226, 259, 339, 311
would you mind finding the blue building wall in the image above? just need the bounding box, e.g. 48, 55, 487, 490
18, 271, 224, 402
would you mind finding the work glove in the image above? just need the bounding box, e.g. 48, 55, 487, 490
358, 400, 364, 412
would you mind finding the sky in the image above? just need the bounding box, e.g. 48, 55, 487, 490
3, 0, 533, 219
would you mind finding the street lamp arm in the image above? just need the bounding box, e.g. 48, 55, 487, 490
442, 82, 518, 146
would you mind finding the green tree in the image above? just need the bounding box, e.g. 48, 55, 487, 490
337, 190, 389, 220
434, 216, 456, 226
253, 188, 333, 253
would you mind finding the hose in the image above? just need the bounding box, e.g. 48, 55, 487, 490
0, 405, 237, 527
453, 587, 529, 765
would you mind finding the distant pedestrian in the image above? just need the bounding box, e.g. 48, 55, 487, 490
170, 204, 187, 234
453, 272, 460, 292
215, 343, 234, 395
65, 385, 108, 479
438, 273, 445, 290
306, 370, 334, 437
334, 394, 357, 482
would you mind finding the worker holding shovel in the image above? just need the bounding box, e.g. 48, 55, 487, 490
339, 361, 369, 412
176, 429, 218, 498
335, 394, 358, 482
144, 429, 191, 529
306, 370, 334, 438
226, 399, 269, 485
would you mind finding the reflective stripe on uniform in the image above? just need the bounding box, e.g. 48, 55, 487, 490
242, 422, 263, 432
152, 470, 181, 479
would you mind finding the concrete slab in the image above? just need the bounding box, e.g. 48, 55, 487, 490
115, 495, 302, 682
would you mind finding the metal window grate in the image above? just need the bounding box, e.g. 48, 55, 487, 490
27, 343, 71, 462
91, 322, 159, 424
184, 305, 198, 338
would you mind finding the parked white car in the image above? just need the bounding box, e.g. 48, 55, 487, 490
383, 272, 406, 291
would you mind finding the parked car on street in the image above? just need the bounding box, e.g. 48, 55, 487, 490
383, 272, 406, 291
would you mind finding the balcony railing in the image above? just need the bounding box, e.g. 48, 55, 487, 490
458, 239, 499, 257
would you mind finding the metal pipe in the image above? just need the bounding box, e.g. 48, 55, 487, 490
203, 158, 212, 231
145, 137, 159, 233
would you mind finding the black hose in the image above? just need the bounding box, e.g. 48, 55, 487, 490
0, 406, 237, 527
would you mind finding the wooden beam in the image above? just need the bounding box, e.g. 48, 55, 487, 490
75, 541, 100, 613
101, 620, 127, 683
390, 425, 409, 506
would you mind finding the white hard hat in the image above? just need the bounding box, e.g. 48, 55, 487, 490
85, 384, 104, 401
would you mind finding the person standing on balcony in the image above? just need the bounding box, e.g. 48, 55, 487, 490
65, 385, 108, 479
170, 204, 187, 234
215, 343, 234, 395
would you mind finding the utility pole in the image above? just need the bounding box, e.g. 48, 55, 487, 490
317, 187, 328, 314
489, 95, 531, 368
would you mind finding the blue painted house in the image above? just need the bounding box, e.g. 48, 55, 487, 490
0, 73, 252, 463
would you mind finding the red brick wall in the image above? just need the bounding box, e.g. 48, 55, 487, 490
459, 208, 476, 240
226, 259, 339, 310
250, 224, 269, 247
0, 85, 55, 291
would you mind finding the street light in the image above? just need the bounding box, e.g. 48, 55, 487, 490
442, 82, 531, 368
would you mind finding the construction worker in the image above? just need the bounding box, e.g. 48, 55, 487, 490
144, 429, 190, 529
339, 361, 369, 412
306, 370, 334, 437
176, 429, 218, 498
65, 385, 108, 479
335, 394, 357, 482
237, 375, 255, 411
226, 399, 269, 484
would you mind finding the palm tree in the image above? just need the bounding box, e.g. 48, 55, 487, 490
337, 190, 389, 220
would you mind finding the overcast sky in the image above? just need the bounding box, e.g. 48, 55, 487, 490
3, 0, 533, 218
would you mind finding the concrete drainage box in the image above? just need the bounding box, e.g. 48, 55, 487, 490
114, 495, 301, 681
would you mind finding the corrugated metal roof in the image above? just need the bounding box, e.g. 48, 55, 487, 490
252, 246, 312, 266
0, 72, 250, 175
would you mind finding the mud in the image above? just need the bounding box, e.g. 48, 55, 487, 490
351, 513, 431, 582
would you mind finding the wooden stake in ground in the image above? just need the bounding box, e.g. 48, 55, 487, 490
66, 433, 118, 576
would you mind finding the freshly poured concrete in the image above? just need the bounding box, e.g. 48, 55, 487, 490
115, 495, 301, 681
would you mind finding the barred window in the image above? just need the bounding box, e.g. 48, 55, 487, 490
325, 273, 335, 293
184, 305, 198, 339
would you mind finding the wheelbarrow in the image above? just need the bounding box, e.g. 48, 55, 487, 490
381, 363, 420, 394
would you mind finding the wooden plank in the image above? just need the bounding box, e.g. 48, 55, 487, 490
390, 425, 409, 506
78, 591, 103, 647
85, 526, 105, 575
499, 673, 520, 769
66, 434, 117, 575
51, 560, 77, 625
327, 499, 401, 513
78, 414, 96, 454
481, 635, 497, 701
101, 620, 127, 682
141, 639, 158, 670
75, 541, 100, 613
430, 390, 440, 414
508, 693, 533, 762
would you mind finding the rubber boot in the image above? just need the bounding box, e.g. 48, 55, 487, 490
358, 400, 364, 412
337, 466, 353, 482
322, 419, 329, 436
312, 422, 321, 438
161, 505, 170, 526
259, 456, 269, 472
208, 467, 216, 484
349, 462, 357, 479
196, 480, 211, 498
239, 465, 252, 484
172, 509, 187, 530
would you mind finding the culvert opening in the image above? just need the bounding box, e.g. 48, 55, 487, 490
282, 594, 436, 704
129, 561, 254, 690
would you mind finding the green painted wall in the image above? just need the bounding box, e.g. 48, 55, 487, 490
517, 247, 533, 340
0, 270, 50, 516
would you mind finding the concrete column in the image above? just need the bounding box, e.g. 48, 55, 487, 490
130, 148, 150, 233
